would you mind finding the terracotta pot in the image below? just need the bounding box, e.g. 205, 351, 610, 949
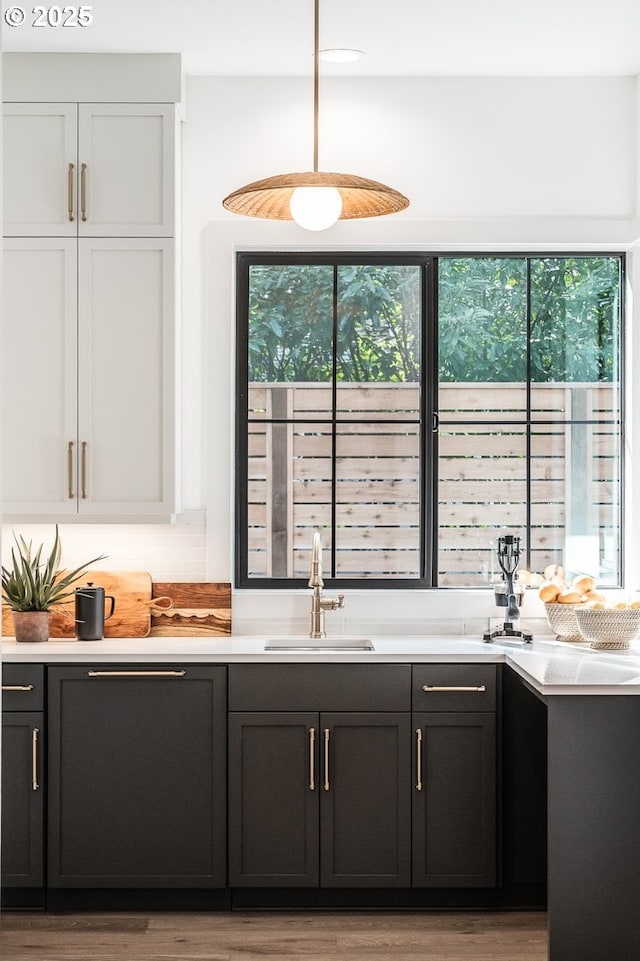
11, 610, 51, 643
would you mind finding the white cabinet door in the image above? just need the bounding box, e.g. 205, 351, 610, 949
2, 238, 175, 519
3, 104, 77, 237
77, 104, 174, 237
77, 238, 175, 515
3, 103, 174, 237
2, 239, 78, 514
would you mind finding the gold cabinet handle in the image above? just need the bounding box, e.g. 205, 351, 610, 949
2, 684, 34, 692
80, 162, 87, 221
415, 728, 423, 792
67, 440, 75, 498
87, 670, 187, 678
81, 441, 88, 498
309, 727, 316, 791
32, 728, 40, 791
422, 685, 487, 693
67, 162, 75, 221
323, 728, 330, 792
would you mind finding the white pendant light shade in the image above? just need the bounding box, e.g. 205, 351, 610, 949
290, 185, 343, 230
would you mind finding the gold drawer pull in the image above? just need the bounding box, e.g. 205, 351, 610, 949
67, 440, 75, 499
2, 684, 34, 692
87, 670, 186, 678
32, 728, 40, 791
309, 727, 316, 791
415, 728, 423, 792
323, 728, 330, 792
67, 162, 75, 221
80, 162, 87, 221
422, 685, 487, 693
81, 441, 88, 499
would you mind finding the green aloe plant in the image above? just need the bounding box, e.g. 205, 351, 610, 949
2, 526, 106, 612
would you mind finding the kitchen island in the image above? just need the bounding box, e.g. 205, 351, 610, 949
2, 634, 639, 961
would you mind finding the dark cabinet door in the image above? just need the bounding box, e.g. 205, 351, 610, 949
1, 712, 44, 887
412, 712, 496, 887
321, 713, 411, 887
47, 666, 226, 888
228, 713, 320, 887
228, 711, 411, 889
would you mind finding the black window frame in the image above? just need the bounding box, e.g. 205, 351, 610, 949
235, 250, 625, 590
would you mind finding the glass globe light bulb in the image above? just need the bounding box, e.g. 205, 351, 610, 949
290, 186, 343, 231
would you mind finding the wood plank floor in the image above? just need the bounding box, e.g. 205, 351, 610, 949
1, 911, 547, 961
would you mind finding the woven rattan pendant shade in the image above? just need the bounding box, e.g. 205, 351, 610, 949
223, 170, 409, 221
222, 0, 409, 226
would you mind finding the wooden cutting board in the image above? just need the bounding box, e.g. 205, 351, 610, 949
150, 582, 231, 637
2, 571, 153, 638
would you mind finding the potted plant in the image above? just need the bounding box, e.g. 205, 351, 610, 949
2, 526, 106, 642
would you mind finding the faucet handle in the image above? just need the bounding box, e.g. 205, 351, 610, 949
321, 592, 345, 612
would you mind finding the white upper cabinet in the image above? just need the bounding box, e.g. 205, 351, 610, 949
3, 104, 76, 236
3, 102, 174, 237
2, 238, 78, 515
2, 237, 175, 518
3, 54, 180, 521
78, 105, 174, 236
77, 238, 175, 515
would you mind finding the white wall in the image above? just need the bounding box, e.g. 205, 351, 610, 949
194, 74, 639, 630
5, 73, 638, 630
200, 75, 636, 222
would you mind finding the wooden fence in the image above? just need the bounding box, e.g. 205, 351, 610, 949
247, 382, 620, 586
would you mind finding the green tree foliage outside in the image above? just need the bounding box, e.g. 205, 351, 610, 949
248, 263, 421, 383
248, 264, 334, 382
438, 257, 620, 383
248, 257, 620, 385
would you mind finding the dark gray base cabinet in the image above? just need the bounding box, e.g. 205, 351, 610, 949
410, 664, 498, 889
412, 712, 496, 887
3, 661, 500, 902
2, 664, 45, 891
2, 712, 44, 887
229, 711, 411, 888
228, 664, 413, 890
228, 663, 498, 892
47, 666, 226, 888
322, 713, 411, 888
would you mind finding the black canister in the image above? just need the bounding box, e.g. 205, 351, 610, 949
75, 582, 116, 640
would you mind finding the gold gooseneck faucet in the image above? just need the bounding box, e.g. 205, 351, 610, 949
309, 531, 345, 638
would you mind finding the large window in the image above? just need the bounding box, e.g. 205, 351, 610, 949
235, 253, 623, 588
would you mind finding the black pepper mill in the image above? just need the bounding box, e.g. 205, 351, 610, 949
75, 582, 116, 640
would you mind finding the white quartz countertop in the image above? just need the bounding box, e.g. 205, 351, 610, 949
4, 633, 640, 695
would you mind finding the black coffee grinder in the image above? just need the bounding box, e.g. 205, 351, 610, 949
483, 535, 532, 644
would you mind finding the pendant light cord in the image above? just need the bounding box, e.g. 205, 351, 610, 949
313, 0, 319, 173
221, 0, 409, 222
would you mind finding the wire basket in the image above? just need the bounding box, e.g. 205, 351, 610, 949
544, 603, 583, 643
575, 608, 640, 651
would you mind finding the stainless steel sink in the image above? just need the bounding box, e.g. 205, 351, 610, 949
264, 636, 374, 652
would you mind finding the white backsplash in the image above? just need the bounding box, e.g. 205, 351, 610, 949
1, 522, 208, 582
231, 588, 552, 639
0, 523, 554, 638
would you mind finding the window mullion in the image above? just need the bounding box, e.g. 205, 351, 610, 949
526, 258, 533, 573
331, 264, 338, 579
425, 257, 437, 585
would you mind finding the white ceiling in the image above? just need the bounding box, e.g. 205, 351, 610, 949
3, 0, 640, 77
